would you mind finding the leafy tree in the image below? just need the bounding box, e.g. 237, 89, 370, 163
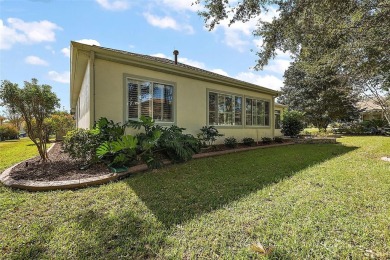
0, 79, 60, 161
197, 0, 390, 124
281, 110, 305, 137
46, 110, 75, 139
4, 106, 23, 132
280, 62, 360, 131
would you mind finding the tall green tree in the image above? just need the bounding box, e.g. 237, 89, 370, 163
280, 62, 360, 131
0, 79, 60, 161
197, 0, 390, 123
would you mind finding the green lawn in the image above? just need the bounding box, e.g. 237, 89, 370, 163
0, 136, 389, 259
0, 138, 44, 171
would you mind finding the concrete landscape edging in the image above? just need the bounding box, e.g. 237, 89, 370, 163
0, 142, 296, 191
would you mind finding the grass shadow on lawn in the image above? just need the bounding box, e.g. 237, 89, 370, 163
126, 143, 357, 227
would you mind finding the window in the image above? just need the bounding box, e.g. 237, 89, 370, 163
208, 91, 242, 126
127, 78, 173, 122
245, 98, 270, 126
275, 110, 281, 129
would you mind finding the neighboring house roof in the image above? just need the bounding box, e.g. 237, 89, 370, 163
357, 99, 382, 112
70, 41, 280, 111
275, 103, 288, 108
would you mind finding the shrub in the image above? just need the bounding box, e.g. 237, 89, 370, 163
274, 136, 284, 143
242, 137, 255, 146
159, 125, 200, 163
281, 110, 305, 137
261, 137, 273, 144
96, 135, 138, 167
224, 137, 238, 148
0, 125, 19, 141
128, 116, 200, 168
197, 126, 224, 147
62, 128, 101, 164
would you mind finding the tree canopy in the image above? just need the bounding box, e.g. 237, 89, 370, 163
0, 78, 60, 161
280, 62, 360, 130
197, 0, 390, 123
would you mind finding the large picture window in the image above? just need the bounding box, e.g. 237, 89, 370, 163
245, 98, 270, 126
208, 91, 242, 126
127, 78, 173, 122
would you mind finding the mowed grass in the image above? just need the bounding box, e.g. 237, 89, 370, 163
0, 136, 389, 259
0, 138, 44, 171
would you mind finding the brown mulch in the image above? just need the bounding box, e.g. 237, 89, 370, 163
10, 143, 111, 182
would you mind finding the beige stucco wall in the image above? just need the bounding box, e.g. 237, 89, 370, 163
77, 61, 91, 129
91, 58, 276, 143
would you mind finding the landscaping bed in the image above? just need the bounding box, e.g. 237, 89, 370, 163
9, 142, 111, 181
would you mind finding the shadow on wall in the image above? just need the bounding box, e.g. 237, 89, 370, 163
126, 144, 358, 227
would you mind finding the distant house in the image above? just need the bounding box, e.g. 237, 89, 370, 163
357, 99, 386, 121
70, 41, 283, 143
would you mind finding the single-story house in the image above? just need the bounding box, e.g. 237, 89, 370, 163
70, 41, 283, 143
357, 99, 386, 122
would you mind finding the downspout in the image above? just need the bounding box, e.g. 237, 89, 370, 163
272, 95, 276, 138
90, 51, 96, 127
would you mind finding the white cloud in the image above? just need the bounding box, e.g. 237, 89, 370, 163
235, 72, 283, 91
48, 71, 70, 84
214, 17, 257, 52
61, 39, 101, 58
264, 59, 291, 75
25, 56, 49, 66
151, 53, 168, 59
95, 0, 129, 11
61, 47, 70, 57
211, 69, 229, 76
143, 13, 194, 34
211, 6, 279, 52
76, 39, 101, 46
0, 18, 62, 50
159, 0, 200, 12
178, 57, 205, 69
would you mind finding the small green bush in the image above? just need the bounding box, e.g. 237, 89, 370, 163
281, 110, 305, 137
0, 125, 19, 141
62, 128, 101, 164
261, 137, 273, 144
197, 126, 224, 147
274, 136, 284, 143
242, 137, 255, 146
224, 137, 238, 148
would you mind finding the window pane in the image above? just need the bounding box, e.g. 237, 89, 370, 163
140, 82, 151, 117
153, 84, 163, 121
218, 95, 225, 114
246, 98, 252, 125
225, 96, 232, 112
153, 83, 173, 122
258, 100, 265, 126
219, 113, 224, 125
162, 85, 173, 121
128, 81, 138, 119
209, 92, 218, 125
234, 96, 242, 125
265, 101, 270, 126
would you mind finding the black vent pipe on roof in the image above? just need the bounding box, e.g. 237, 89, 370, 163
173, 50, 179, 64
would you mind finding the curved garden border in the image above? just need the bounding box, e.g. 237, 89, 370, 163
0, 142, 296, 191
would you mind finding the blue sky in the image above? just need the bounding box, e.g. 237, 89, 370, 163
0, 0, 291, 113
